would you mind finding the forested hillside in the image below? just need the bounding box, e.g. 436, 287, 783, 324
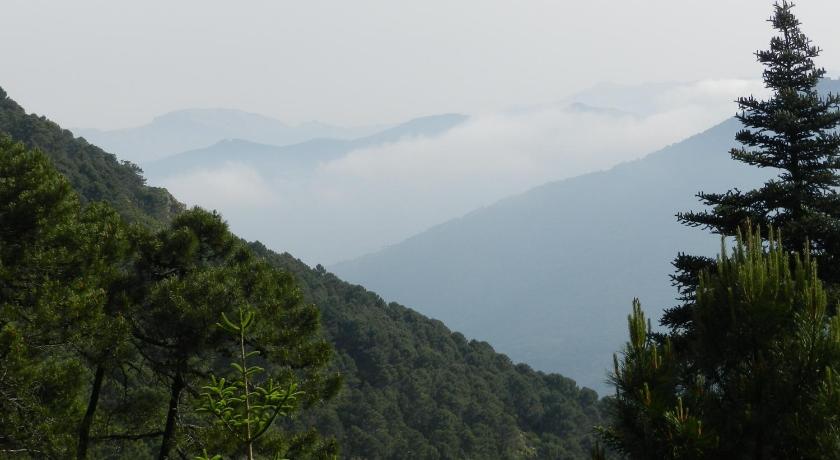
0, 88, 603, 458
0, 87, 182, 227
256, 245, 603, 458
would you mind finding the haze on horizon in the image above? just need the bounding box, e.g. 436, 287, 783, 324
3, 0, 840, 267
3, 0, 840, 130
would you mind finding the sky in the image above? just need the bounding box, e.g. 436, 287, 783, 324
3, 1, 840, 265
2, 0, 839, 130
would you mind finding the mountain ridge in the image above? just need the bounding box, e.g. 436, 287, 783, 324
331, 117, 773, 393
330, 78, 840, 393
142, 113, 468, 181
0, 86, 602, 459
74, 107, 391, 164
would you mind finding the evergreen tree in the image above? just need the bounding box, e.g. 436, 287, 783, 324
129, 209, 337, 458
197, 307, 304, 459
599, 227, 840, 459
1, 137, 172, 457
600, 4, 840, 457
0, 137, 337, 458
667, 0, 840, 330
72, 203, 148, 459
0, 136, 109, 457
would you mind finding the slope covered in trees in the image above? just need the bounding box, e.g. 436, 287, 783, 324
0, 134, 339, 458
0, 89, 603, 458
0, 86, 182, 227
255, 244, 604, 458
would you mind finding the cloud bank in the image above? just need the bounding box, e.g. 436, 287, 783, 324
160, 79, 769, 265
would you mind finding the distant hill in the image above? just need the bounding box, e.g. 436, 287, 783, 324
332, 118, 771, 393
74, 108, 389, 164
257, 246, 605, 459
143, 113, 468, 182
331, 77, 840, 393
0, 88, 602, 458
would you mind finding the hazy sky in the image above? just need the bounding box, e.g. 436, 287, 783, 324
3, 0, 839, 130
4, 1, 840, 265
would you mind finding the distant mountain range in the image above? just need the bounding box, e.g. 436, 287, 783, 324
142, 113, 468, 182
331, 78, 840, 393
74, 108, 390, 163
331, 118, 768, 393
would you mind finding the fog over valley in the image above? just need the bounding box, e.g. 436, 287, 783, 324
111, 79, 770, 265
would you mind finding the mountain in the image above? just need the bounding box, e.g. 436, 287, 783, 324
331, 117, 774, 393
142, 113, 468, 182
74, 108, 389, 164
0, 88, 603, 458
258, 246, 604, 459
331, 77, 840, 394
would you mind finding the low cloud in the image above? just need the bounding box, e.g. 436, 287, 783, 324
161, 162, 277, 209
160, 79, 768, 265
322, 78, 768, 185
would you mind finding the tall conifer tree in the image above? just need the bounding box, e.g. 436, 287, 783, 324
0, 136, 101, 456
667, 0, 840, 330
600, 3, 840, 458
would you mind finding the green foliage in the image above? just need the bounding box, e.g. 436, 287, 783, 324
0, 137, 336, 458
599, 300, 713, 459
126, 209, 337, 458
0, 86, 183, 228
603, 4, 840, 458
255, 244, 606, 459
601, 227, 840, 458
0, 135, 95, 457
678, 0, 840, 244
0, 86, 606, 459
669, 1, 840, 329
198, 308, 305, 459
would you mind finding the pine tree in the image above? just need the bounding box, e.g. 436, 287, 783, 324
129, 209, 337, 459
197, 307, 304, 460
1, 136, 167, 457
73, 203, 142, 459
667, 1, 840, 330
599, 227, 840, 458
0, 136, 99, 456
600, 6, 840, 455
0, 136, 338, 458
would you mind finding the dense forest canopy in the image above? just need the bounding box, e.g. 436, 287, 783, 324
0, 87, 604, 458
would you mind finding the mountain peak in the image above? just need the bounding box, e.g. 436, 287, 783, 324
359, 113, 467, 144
150, 108, 289, 128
